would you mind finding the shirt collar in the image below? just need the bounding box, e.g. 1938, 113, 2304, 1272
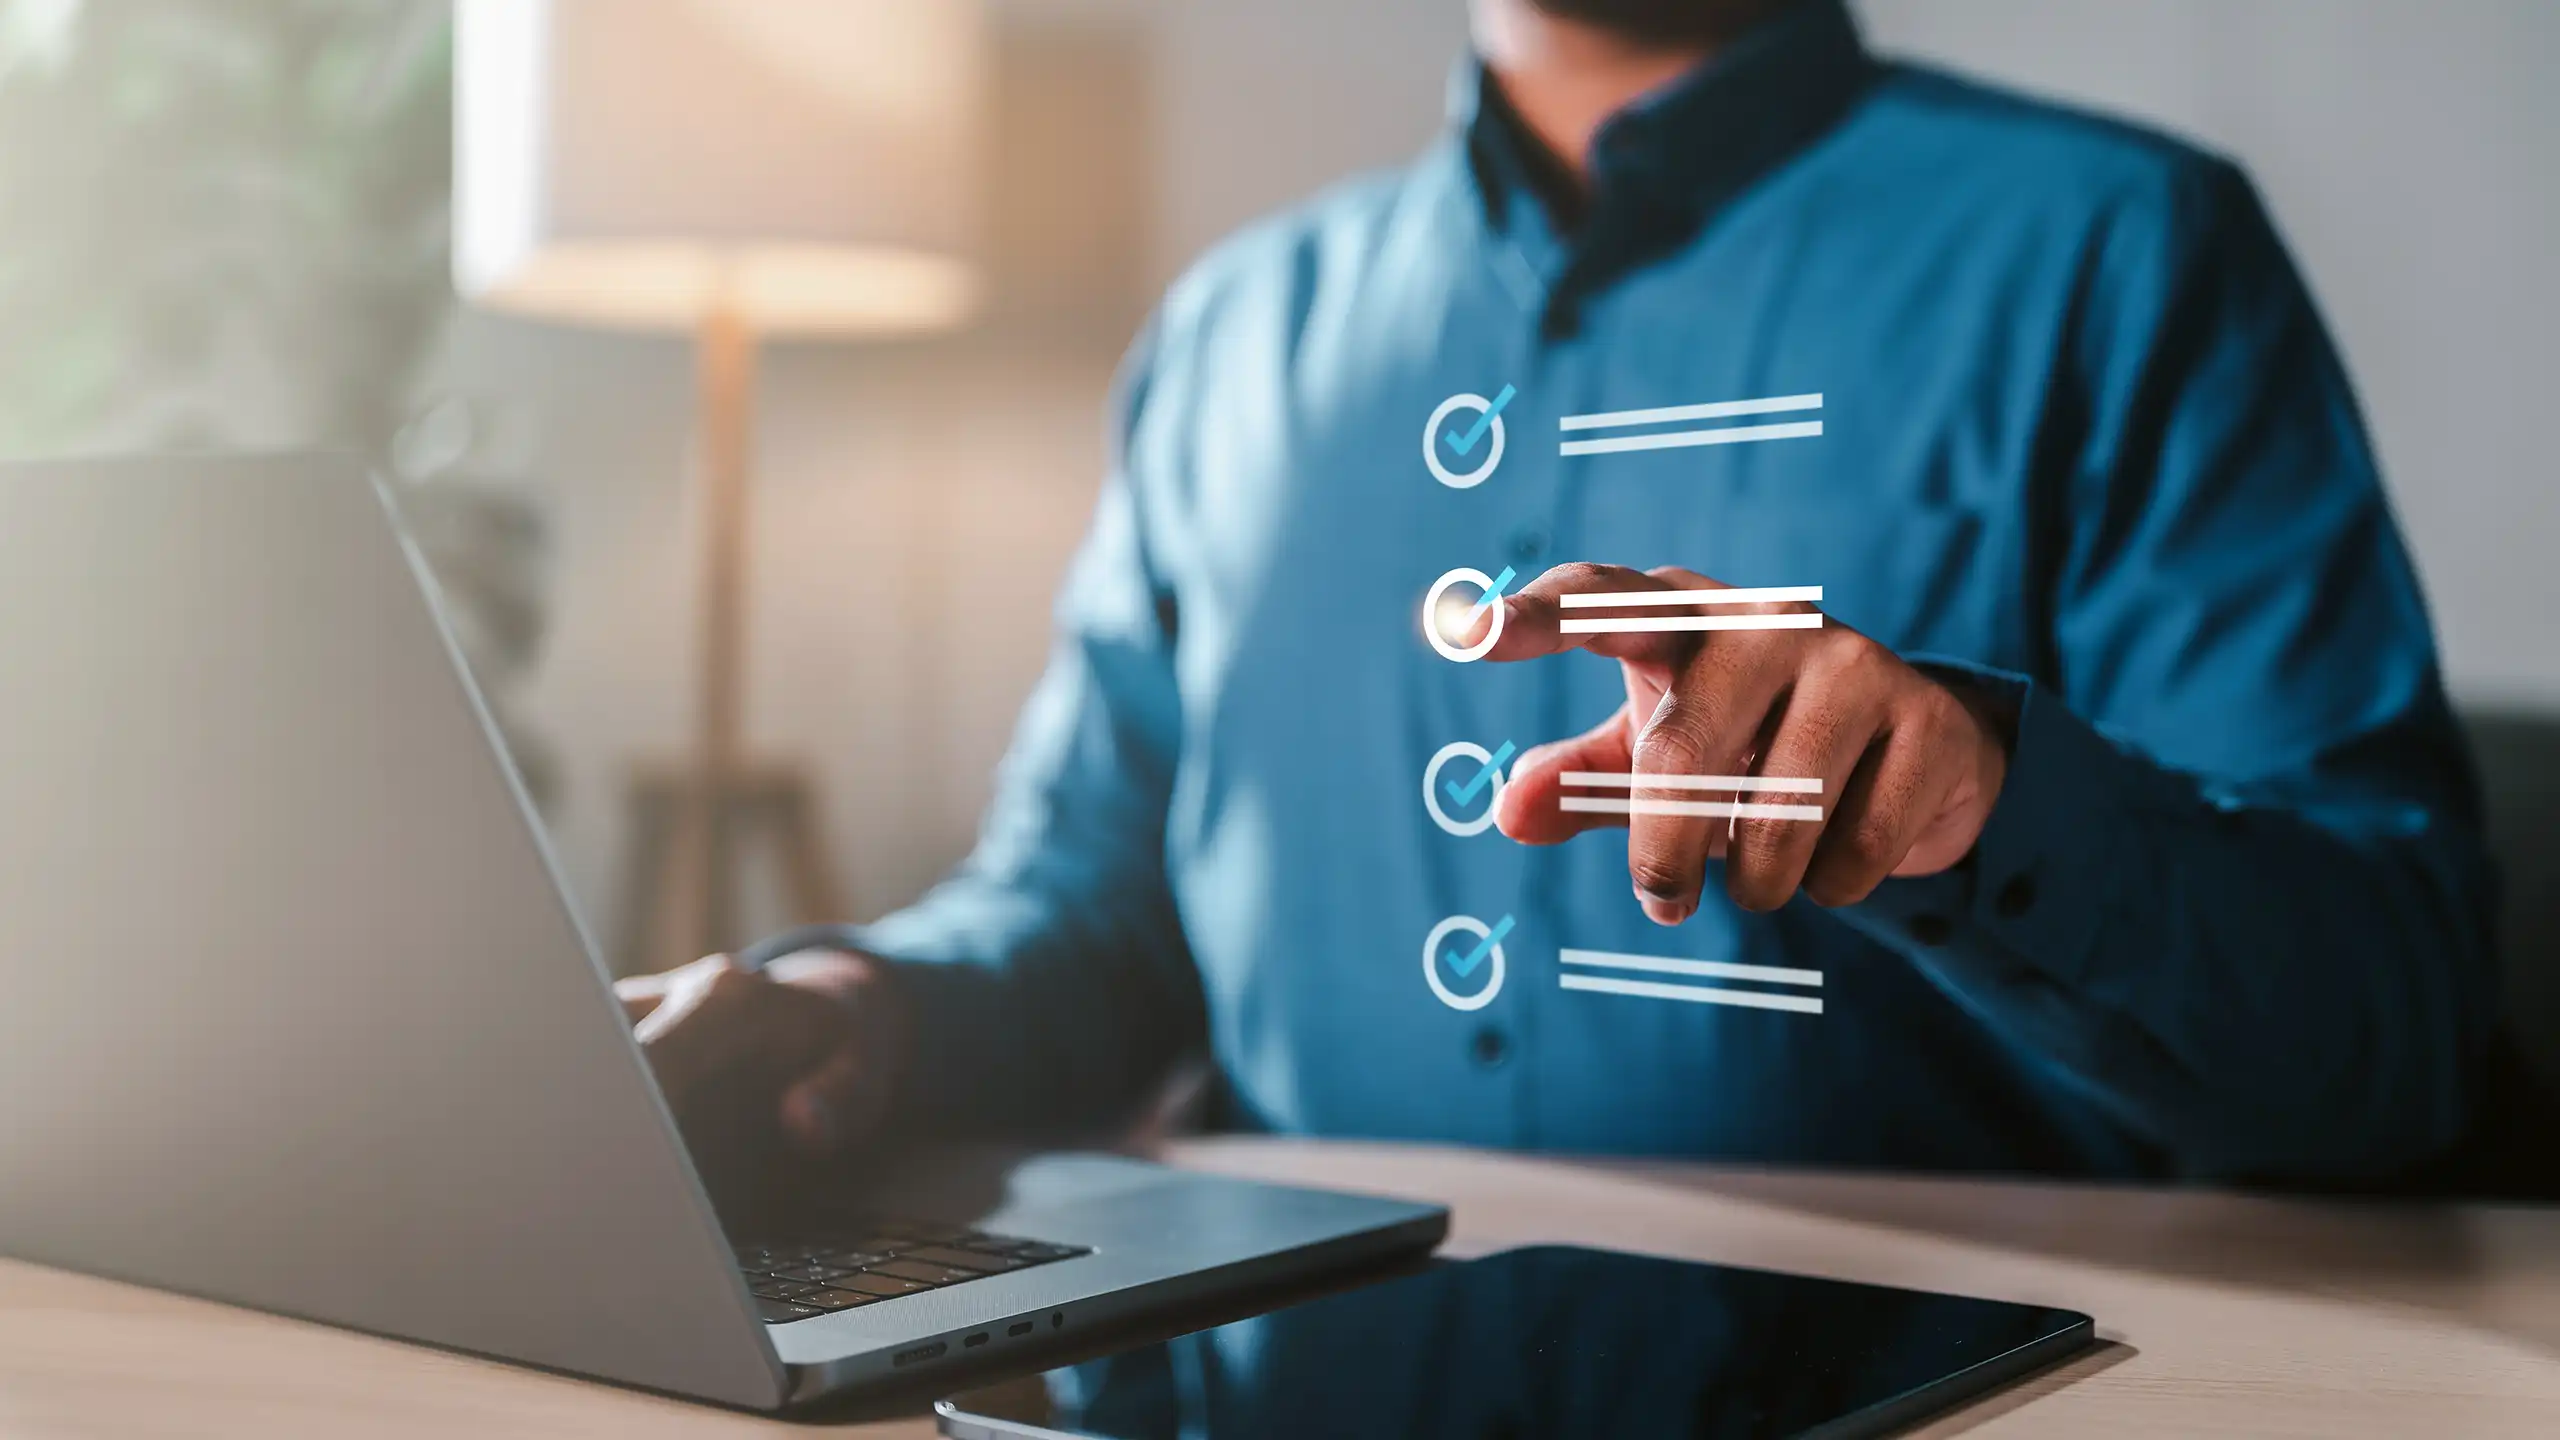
1452, 0, 1875, 242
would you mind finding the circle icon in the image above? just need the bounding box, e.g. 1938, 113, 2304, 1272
1423, 567, 1504, 663
1424, 914, 1508, 1011
1423, 741, 1508, 837
1424, 392, 1507, 490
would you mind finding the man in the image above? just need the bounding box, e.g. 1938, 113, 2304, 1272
621, 0, 2492, 1186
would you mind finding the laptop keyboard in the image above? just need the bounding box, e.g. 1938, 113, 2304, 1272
733, 1221, 1091, 1325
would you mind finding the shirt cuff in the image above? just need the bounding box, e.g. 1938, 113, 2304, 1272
1847, 658, 2141, 990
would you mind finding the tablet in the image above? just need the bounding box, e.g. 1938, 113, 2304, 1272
936, 1246, 2092, 1440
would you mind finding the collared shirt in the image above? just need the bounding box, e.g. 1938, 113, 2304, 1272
827, 0, 2492, 1180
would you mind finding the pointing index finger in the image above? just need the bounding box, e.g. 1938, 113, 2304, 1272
1484, 563, 1729, 666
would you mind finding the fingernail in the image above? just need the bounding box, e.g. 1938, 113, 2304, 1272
1635, 886, 1694, 927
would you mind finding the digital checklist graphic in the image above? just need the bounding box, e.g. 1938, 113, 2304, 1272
1417, 381, 1833, 1018
1424, 386, 1516, 489
1558, 948, 1825, 1014
1423, 913, 1511, 1011
1558, 392, 1823, 457
1423, 740, 1514, 837
1559, 583, 1825, 635
1422, 564, 1514, 663
1556, 771, 1825, 823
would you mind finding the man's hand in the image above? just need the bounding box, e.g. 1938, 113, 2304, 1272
1484, 564, 2011, 923
614, 950, 909, 1173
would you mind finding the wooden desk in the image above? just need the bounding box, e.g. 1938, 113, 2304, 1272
4, 1139, 2558, 1436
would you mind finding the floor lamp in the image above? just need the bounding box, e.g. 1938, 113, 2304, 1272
452, 0, 985, 972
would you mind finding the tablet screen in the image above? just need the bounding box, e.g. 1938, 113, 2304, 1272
940, 1246, 2090, 1440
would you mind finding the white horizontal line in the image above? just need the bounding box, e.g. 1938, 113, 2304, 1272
1559, 585, 1822, 609
1560, 614, 1825, 634
1558, 772, 1823, 794
1561, 420, 1823, 457
1560, 797, 1825, 821
1560, 949, 1823, 987
1561, 974, 1825, 1014
1559, 393, 1823, 432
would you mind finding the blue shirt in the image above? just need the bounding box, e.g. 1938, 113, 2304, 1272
823, 0, 2493, 1181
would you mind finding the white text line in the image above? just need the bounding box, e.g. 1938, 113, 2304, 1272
1561, 420, 1823, 457
1561, 974, 1825, 1014
1560, 949, 1823, 987
1560, 797, 1825, 821
1559, 394, 1824, 432
1559, 585, 1822, 609
1559, 614, 1825, 634
1558, 773, 1823, 794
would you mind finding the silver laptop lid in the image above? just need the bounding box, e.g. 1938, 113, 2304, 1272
0, 454, 785, 1408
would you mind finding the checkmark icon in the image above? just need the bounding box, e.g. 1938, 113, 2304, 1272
1423, 912, 1512, 1009
1442, 384, 1516, 456
1443, 740, 1516, 806
1442, 913, 1516, 980
1466, 565, 1516, 621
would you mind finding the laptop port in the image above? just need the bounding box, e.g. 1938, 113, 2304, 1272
892, 1341, 948, 1368
964, 1332, 989, 1349
1008, 1321, 1034, 1337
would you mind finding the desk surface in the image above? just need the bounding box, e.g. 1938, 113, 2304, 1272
4, 1139, 2558, 1437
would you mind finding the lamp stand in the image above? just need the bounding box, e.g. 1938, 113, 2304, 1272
613, 304, 843, 975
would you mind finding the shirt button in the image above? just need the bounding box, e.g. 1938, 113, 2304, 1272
1469, 1026, 1511, 1069
1907, 914, 1954, 947
1510, 528, 1551, 563
1994, 874, 2038, 918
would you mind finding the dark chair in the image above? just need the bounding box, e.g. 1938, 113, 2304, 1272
2444, 710, 2560, 1198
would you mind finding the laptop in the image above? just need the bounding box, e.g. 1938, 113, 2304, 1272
0, 453, 1446, 1410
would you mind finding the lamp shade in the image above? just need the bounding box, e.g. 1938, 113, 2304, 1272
454, 0, 985, 336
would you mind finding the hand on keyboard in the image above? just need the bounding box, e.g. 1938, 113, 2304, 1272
615, 950, 912, 1188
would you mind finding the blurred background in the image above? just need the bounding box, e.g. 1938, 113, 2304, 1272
2, 0, 2553, 1012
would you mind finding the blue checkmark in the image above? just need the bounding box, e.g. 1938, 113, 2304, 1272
1466, 565, 1516, 620
1442, 913, 1516, 980
1443, 740, 1516, 806
1442, 384, 1516, 456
